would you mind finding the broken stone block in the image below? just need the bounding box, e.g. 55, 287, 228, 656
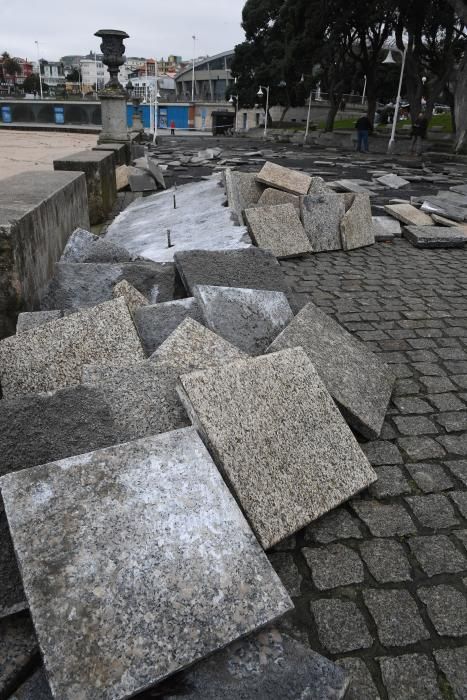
1, 428, 292, 700
111, 279, 149, 316
329, 180, 374, 194
376, 174, 410, 189
156, 627, 349, 699
340, 194, 374, 251
9, 667, 52, 700
257, 188, 300, 210
147, 158, 167, 189
421, 197, 466, 222
16, 310, 62, 333
81, 361, 190, 440
41, 261, 182, 309
224, 169, 264, 224
436, 190, 467, 208
300, 194, 345, 252
384, 203, 433, 226
60, 227, 134, 263
0, 504, 26, 619
115, 164, 129, 191
372, 216, 402, 241
194, 285, 293, 356
267, 301, 394, 440
308, 176, 330, 194
244, 204, 312, 259
150, 318, 247, 371
256, 161, 312, 196
127, 166, 157, 192
0, 297, 145, 398
0, 615, 38, 697
431, 213, 467, 230
174, 248, 296, 310
134, 298, 203, 356
177, 348, 377, 549
403, 225, 467, 248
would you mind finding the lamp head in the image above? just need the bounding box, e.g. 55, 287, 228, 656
257, 87, 263, 96
383, 51, 396, 64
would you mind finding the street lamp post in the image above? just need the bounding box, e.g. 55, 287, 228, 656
191, 35, 196, 102
384, 46, 408, 154
35, 41, 43, 99
257, 85, 270, 139
228, 93, 239, 132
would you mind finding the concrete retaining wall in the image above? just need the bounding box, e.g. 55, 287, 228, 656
0, 171, 89, 339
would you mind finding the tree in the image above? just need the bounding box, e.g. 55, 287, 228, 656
445, 0, 467, 151
22, 73, 43, 93
66, 68, 81, 82
1, 52, 21, 88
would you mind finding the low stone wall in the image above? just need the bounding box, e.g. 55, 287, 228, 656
0, 171, 89, 339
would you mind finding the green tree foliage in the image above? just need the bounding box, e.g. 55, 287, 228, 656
65, 68, 81, 82
22, 73, 44, 93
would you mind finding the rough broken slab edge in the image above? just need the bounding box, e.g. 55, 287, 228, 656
243, 204, 312, 259
255, 163, 311, 196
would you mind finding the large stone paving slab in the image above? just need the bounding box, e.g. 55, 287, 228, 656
1, 428, 292, 700
244, 204, 312, 259
134, 298, 203, 356
174, 248, 297, 310
300, 194, 345, 252
150, 318, 247, 371
403, 225, 467, 248
384, 203, 433, 226
40, 261, 182, 309
177, 348, 377, 549
267, 301, 395, 439
256, 161, 312, 195
257, 187, 300, 210
193, 285, 294, 355
60, 228, 135, 263
0, 297, 145, 398
157, 627, 349, 699
224, 169, 264, 224
340, 194, 375, 250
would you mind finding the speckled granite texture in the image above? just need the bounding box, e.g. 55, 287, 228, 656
194, 285, 294, 355
16, 311, 62, 333
1, 428, 292, 700
0, 503, 26, 619
81, 361, 190, 440
244, 204, 312, 259
60, 228, 135, 263
10, 667, 53, 700
403, 225, 467, 248
224, 169, 264, 224
134, 298, 203, 356
0, 297, 145, 398
256, 188, 300, 210
256, 162, 312, 196
150, 318, 247, 371
111, 279, 149, 317
268, 301, 394, 439
300, 194, 345, 252
384, 203, 433, 226
155, 627, 349, 699
177, 348, 377, 549
40, 261, 183, 309
0, 614, 38, 697
340, 193, 375, 251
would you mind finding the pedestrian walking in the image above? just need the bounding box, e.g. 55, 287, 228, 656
355, 114, 373, 152
410, 112, 428, 155
170, 119, 176, 136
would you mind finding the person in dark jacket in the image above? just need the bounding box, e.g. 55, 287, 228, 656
355, 114, 373, 152
411, 113, 428, 155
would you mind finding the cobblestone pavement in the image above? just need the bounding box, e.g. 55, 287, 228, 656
274, 240, 467, 699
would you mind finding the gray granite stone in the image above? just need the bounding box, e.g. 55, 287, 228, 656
418, 584, 467, 636
81, 361, 189, 440
0, 428, 292, 700
0, 503, 26, 618
379, 654, 442, 700
376, 174, 410, 188
60, 227, 134, 263
177, 348, 376, 549
364, 589, 429, 646
224, 169, 264, 224
256, 161, 312, 195
434, 647, 467, 700
436, 411, 467, 432
257, 187, 300, 209
330, 179, 373, 194
421, 197, 466, 222
336, 658, 381, 700
127, 166, 157, 192
146, 158, 166, 189
360, 539, 412, 583
268, 553, 302, 597
372, 216, 402, 240
352, 501, 416, 537
134, 298, 202, 356
436, 189, 467, 207
369, 465, 410, 498
0, 298, 144, 398
173, 248, 296, 310
404, 225, 467, 248
406, 463, 453, 492
111, 279, 149, 316
194, 285, 293, 356
157, 627, 349, 700
340, 194, 375, 251
384, 203, 433, 226
438, 434, 467, 455
398, 437, 446, 461
302, 543, 364, 590
311, 600, 373, 654
40, 261, 182, 309
0, 614, 38, 697
408, 535, 467, 576
10, 667, 52, 700
308, 176, 330, 194
361, 440, 403, 464
16, 310, 62, 333
406, 494, 459, 528
244, 204, 312, 259
300, 194, 345, 252
267, 301, 394, 439
150, 318, 247, 371
451, 490, 467, 518
304, 508, 362, 544
447, 459, 467, 485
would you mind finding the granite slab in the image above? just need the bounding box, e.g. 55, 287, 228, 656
10, 667, 53, 700
134, 298, 203, 356
177, 348, 377, 549
156, 627, 349, 699
256, 162, 312, 196
436, 190, 467, 208
0, 503, 26, 619
340, 194, 374, 251
308, 176, 330, 194
194, 285, 294, 355
431, 213, 467, 231
0, 614, 38, 697
450, 184, 467, 195
111, 279, 149, 316
267, 301, 394, 439
16, 311, 63, 333
81, 361, 189, 440
256, 188, 300, 210
40, 262, 182, 309
244, 204, 312, 259
403, 225, 467, 248
384, 203, 433, 226
224, 170, 264, 224
173, 248, 296, 310
372, 216, 402, 240
0, 297, 145, 398
0, 428, 292, 700
150, 318, 247, 371
60, 228, 134, 263
147, 159, 166, 189
300, 194, 345, 252
329, 180, 373, 194
127, 167, 157, 192
376, 174, 410, 189
421, 198, 466, 222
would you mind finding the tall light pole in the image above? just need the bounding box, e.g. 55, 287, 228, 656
228, 93, 238, 132
35, 40, 43, 99
384, 45, 408, 154
257, 85, 270, 139
191, 35, 196, 102
361, 75, 367, 105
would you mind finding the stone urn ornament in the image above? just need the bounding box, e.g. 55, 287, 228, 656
95, 29, 129, 90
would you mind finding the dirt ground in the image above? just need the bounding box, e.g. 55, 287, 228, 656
0, 131, 98, 180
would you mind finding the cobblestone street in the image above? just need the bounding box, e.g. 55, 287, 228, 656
276, 240, 467, 699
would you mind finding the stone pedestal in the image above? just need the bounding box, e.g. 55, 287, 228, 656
98, 92, 129, 145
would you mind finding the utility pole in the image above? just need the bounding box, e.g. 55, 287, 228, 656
191, 35, 196, 102
35, 41, 43, 99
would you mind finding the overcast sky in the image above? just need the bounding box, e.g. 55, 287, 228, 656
1, 0, 247, 62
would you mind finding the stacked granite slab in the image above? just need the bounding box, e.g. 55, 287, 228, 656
255, 162, 312, 196
60, 227, 137, 263
243, 204, 312, 259
224, 169, 264, 224
403, 225, 467, 248
134, 297, 203, 356
300, 194, 346, 252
